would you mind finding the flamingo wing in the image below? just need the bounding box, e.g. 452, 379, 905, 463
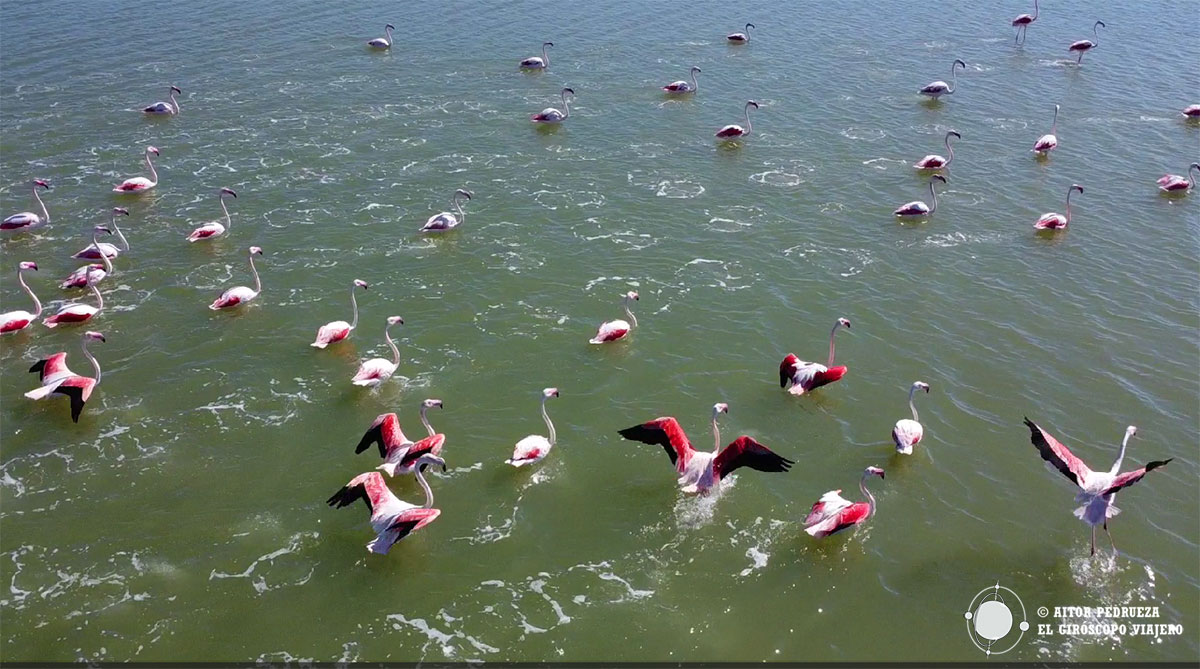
401, 434, 446, 465
1101, 459, 1173, 496
803, 489, 851, 525
55, 376, 97, 423
355, 413, 406, 458
386, 507, 441, 540
1023, 417, 1094, 488
713, 435, 794, 478
617, 417, 694, 467
327, 471, 395, 514
29, 353, 71, 382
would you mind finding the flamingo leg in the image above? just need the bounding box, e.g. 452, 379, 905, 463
1076, 51, 1083, 65
1104, 520, 1118, 556
1089, 526, 1096, 556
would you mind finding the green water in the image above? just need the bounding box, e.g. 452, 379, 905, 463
1, 0, 1197, 663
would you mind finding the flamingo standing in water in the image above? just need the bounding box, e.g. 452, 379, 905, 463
209, 246, 264, 309
186, 188, 238, 242
1, 262, 42, 335
1183, 105, 1200, 118
351, 316, 404, 387
589, 291, 639, 344
2, 180, 51, 231
803, 467, 886, 538
663, 67, 701, 94
1011, 0, 1039, 44
519, 42, 553, 69
531, 88, 574, 124
1023, 418, 1172, 556
1033, 105, 1060, 155
1157, 163, 1200, 193
1068, 21, 1105, 64
1034, 184, 1083, 230
143, 86, 181, 115
113, 146, 160, 194
419, 189, 472, 232
367, 24, 395, 49
914, 131, 961, 170
72, 208, 130, 260
780, 317, 851, 395
326, 457, 446, 555
618, 402, 794, 494
505, 388, 560, 467
892, 381, 931, 455
24, 330, 106, 423
356, 399, 447, 477
62, 226, 115, 289
727, 23, 755, 43
43, 280, 103, 328
894, 174, 947, 217
716, 100, 759, 139
312, 279, 369, 348
920, 59, 966, 99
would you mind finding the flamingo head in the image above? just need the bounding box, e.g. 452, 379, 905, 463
146, 146, 160, 156
713, 402, 729, 416
170, 86, 182, 94
542, 387, 560, 399
113, 207, 129, 216
84, 331, 106, 343
562, 87, 575, 97
948, 130, 962, 140
94, 225, 113, 235
220, 187, 238, 198
18, 261, 38, 271
953, 59, 966, 70
779, 353, 799, 387
455, 189, 472, 200
385, 23, 395, 30
913, 381, 931, 393
422, 398, 444, 410
745, 23, 755, 30
416, 453, 447, 473
836, 317, 852, 330
932, 174, 948, 185
747, 100, 760, 110
543, 41, 554, 47
1070, 184, 1084, 195
353, 279, 369, 290
624, 290, 639, 301
1124, 425, 1138, 439
1094, 20, 1105, 31
249, 246, 263, 255
865, 466, 885, 480
386, 315, 404, 326
33, 179, 50, 189
691, 66, 702, 73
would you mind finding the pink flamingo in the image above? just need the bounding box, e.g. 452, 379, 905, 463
663, 67, 701, 94
311, 279, 369, 348
2, 180, 51, 231
185, 188, 238, 242
112, 146, 160, 193
1, 262, 43, 334
1034, 184, 1083, 230
367, 24, 395, 49
351, 316, 404, 387
43, 280, 103, 328
1024, 418, 1172, 555
326, 458, 446, 555
62, 226, 115, 289
1011, 0, 1039, 44
914, 130, 961, 170
803, 467, 886, 538
1068, 21, 1105, 65
618, 402, 793, 494
505, 388, 560, 467
1032, 104, 1060, 155
715, 101, 758, 139
72, 208, 130, 260
1156, 163, 1200, 193
143, 86, 181, 115
519, 42, 553, 69
209, 246, 264, 310
419, 189, 472, 232
780, 317, 851, 395
589, 291, 638, 344
892, 381, 931, 455
24, 330, 106, 423
920, 59, 966, 99
1183, 105, 1200, 118
531, 88, 574, 124
726, 23, 755, 43
356, 399, 446, 477
894, 174, 947, 217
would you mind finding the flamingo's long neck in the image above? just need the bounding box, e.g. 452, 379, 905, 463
622, 297, 637, 329
542, 43, 550, 66
1093, 23, 1101, 45
928, 179, 939, 214
860, 473, 877, 518
415, 465, 434, 509
1031, 0, 1038, 20
110, 212, 131, 251
90, 282, 103, 313
385, 322, 400, 366
1064, 188, 1075, 224
743, 104, 753, 135
944, 134, 954, 166
711, 409, 721, 455
420, 406, 435, 437
1188, 164, 1199, 189
18, 267, 41, 318
145, 151, 158, 185
32, 184, 48, 222
690, 69, 699, 90
169, 90, 179, 113
220, 195, 232, 231
82, 335, 101, 385
908, 386, 920, 422
540, 397, 557, 446
827, 323, 840, 367
745, 24, 752, 42
1050, 106, 1058, 135
385, 25, 393, 46
348, 284, 360, 330
947, 65, 957, 94
562, 92, 570, 119
95, 229, 113, 273
248, 253, 262, 295
1109, 431, 1132, 475
453, 193, 465, 223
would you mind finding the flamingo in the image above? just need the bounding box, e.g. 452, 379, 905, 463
663, 67, 701, 94
519, 42, 553, 69
803, 467, 886, 538
919, 59, 966, 99
892, 381, 931, 455
1156, 163, 1200, 193
531, 88, 574, 124
914, 131, 961, 170
505, 388, 560, 467
186, 188, 238, 242
312, 279, 369, 348
1033, 104, 1060, 155
1068, 21, 1105, 64
715, 100, 759, 139
894, 174, 947, 217
1011, 0, 1039, 44
1034, 184, 1083, 230
326, 457, 446, 555
143, 86, 181, 115
72, 208, 130, 259
113, 146, 160, 193
43, 280, 103, 328
24, 330, 106, 423
209, 246, 264, 310
61, 226, 114, 289
367, 24, 395, 49
351, 316, 404, 387
780, 317, 851, 395
1183, 105, 1200, 118
419, 189, 472, 232
2, 180, 51, 231
1, 262, 42, 335
589, 291, 638, 344
727, 23, 755, 43
1023, 418, 1172, 556
618, 402, 793, 494
356, 399, 447, 477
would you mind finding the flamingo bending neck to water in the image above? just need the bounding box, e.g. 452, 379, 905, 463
1157, 163, 1200, 193
1033, 105, 1060, 154
727, 23, 755, 43
1, 262, 42, 334
209, 246, 264, 309
113, 146, 160, 193
186, 188, 238, 242
357, 399, 447, 477
25, 331, 106, 422
590, 291, 639, 344
1012, 0, 1039, 44
520, 42, 553, 69
532, 88, 574, 124
43, 281, 103, 328
420, 189, 472, 232
804, 466, 885, 538
663, 67, 701, 94
1069, 21, 1105, 64
716, 100, 759, 139
368, 24, 395, 49
62, 226, 115, 289
894, 174, 947, 217
1035, 184, 1083, 230
312, 279, 369, 348
143, 86, 181, 115
892, 381, 931, 455
326, 456, 446, 555
506, 388, 560, 467
618, 402, 793, 494
780, 317, 851, 395
73, 208, 130, 259
914, 131, 961, 170
351, 316, 404, 387
2, 180, 50, 231
920, 59, 966, 99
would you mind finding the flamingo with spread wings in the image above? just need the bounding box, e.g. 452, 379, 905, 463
326, 458, 445, 555
356, 399, 447, 477
803, 466, 885, 538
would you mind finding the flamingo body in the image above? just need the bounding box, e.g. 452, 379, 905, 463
61, 264, 106, 289
505, 388, 560, 467
1183, 105, 1200, 118
715, 125, 747, 138
313, 321, 352, 348
803, 467, 884, 538
590, 320, 630, 344
113, 147, 160, 193
368, 24, 394, 49
520, 42, 552, 69
351, 316, 404, 387
726, 24, 754, 42
3, 180, 51, 231
1035, 184, 1083, 230
43, 305, 98, 328
1156, 164, 1200, 193
326, 469, 443, 555
24, 332, 105, 422
209, 285, 258, 310
893, 419, 924, 454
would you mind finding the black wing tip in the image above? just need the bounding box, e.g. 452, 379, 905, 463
326, 486, 351, 507
1146, 458, 1173, 470
29, 360, 45, 374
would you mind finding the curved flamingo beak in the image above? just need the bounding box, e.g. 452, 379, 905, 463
171, 86, 182, 94
34, 179, 50, 189
221, 188, 238, 197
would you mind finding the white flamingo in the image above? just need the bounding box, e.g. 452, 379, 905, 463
113, 146, 160, 193
351, 316, 404, 387
727, 23, 755, 43
356, 400, 447, 478
25, 330, 107, 423
663, 67, 701, 94
43, 281, 103, 328
1033, 104, 1060, 155
326, 456, 446, 555
2, 180, 51, 231
72, 208, 130, 260
209, 246, 264, 309
803, 467, 886, 538
1, 262, 42, 334
892, 382, 931, 455
143, 86, 181, 115
61, 226, 115, 289
1011, 0, 1039, 45
186, 188, 238, 242
419, 189, 472, 232
367, 24, 395, 49
519, 42, 553, 69
1156, 163, 1200, 193
531, 88, 574, 124
312, 279, 369, 348
1068, 21, 1105, 65
715, 100, 759, 139
914, 131, 961, 170
1034, 184, 1083, 230
919, 59, 966, 99
590, 291, 639, 344
894, 174, 947, 217
505, 388, 560, 467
